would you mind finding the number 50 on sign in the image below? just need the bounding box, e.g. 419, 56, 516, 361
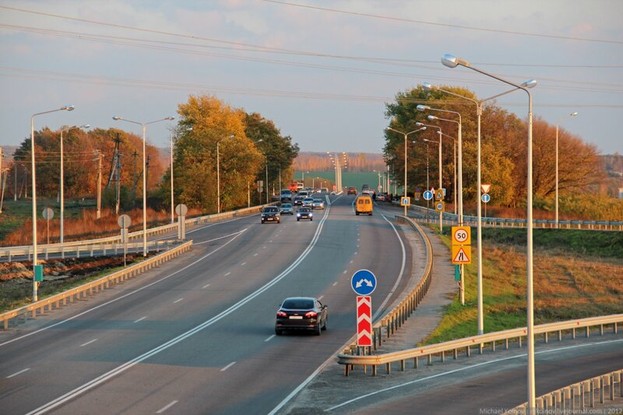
452, 226, 471, 245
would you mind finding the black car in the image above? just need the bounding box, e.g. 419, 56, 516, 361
275, 297, 328, 335
296, 207, 313, 221
260, 206, 281, 224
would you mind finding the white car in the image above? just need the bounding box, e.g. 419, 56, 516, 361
302, 197, 314, 207
312, 198, 325, 209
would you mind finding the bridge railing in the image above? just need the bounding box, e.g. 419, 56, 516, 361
0, 240, 193, 330
503, 368, 623, 415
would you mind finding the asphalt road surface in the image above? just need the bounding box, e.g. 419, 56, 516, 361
0, 194, 417, 415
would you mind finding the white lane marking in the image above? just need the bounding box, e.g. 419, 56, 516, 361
80, 339, 98, 347
0, 228, 249, 349
265, 335, 275, 342
332, 282, 338, 287
134, 316, 147, 323
220, 362, 236, 372
318, 295, 324, 301
240, 262, 247, 266
7, 368, 30, 378
173, 298, 183, 304
156, 400, 178, 414
202, 283, 210, 289
342, 270, 347, 274
253, 253, 258, 257
224, 271, 231, 277
25, 211, 332, 415
192, 229, 248, 246
326, 338, 623, 411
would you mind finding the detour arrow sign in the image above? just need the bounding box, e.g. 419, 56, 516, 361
356, 295, 372, 346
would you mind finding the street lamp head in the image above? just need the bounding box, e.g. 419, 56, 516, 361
416, 104, 430, 112
441, 53, 470, 68
61, 105, 75, 112
415, 122, 425, 127
112, 116, 122, 120
427, 115, 439, 121
521, 79, 537, 89
165, 116, 175, 121
570, 111, 579, 117
422, 82, 434, 91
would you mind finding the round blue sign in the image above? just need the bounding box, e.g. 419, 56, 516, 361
481, 193, 491, 203
423, 190, 433, 201
351, 269, 377, 295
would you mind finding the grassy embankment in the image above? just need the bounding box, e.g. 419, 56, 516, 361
422, 227, 623, 345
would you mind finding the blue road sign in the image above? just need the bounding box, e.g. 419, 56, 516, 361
481, 193, 491, 203
351, 269, 377, 295
423, 190, 433, 201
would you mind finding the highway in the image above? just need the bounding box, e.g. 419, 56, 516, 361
0, 194, 416, 414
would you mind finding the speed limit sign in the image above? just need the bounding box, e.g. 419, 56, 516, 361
452, 226, 471, 245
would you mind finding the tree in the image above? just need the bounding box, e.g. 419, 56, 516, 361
172, 95, 265, 212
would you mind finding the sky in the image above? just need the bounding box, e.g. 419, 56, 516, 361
1, 0, 622, 156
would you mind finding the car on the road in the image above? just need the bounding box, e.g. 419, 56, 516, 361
296, 207, 313, 221
280, 203, 294, 215
275, 296, 328, 335
355, 194, 373, 216
312, 198, 325, 209
280, 189, 293, 202
347, 186, 357, 195
302, 197, 314, 207
260, 206, 281, 224
293, 195, 304, 206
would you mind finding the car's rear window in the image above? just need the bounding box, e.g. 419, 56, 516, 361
283, 299, 314, 309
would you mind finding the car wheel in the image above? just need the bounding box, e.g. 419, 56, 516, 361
322, 318, 327, 331
297, 218, 300, 221
310, 218, 313, 221
315, 324, 321, 336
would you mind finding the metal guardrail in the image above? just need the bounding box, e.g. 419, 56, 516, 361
504, 368, 623, 414
337, 314, 623, 376
0, 240, 193, 330
401, 204, 623, 231
338, 215, 434, 363
0, 205, 266, 261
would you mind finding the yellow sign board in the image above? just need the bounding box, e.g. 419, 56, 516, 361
451, 226, 471, 246
451, 245, 472, 264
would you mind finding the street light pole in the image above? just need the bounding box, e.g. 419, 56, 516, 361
442, 52, 537, 413
113, 116, 174, 256
423, 134, 443, 232
554, 112, 578, 228
31, 105, 74, 302
386, 126, 427, 216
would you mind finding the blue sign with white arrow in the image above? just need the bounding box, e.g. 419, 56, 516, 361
351, 269, 377, 295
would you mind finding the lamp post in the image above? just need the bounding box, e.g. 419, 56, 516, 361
422, 133, 443, 233
31, 105, 74, 301
59, 124, 89, 246
113, 116, 175, 256
442, 52, 537, 413
386, 126, 426, 216
423, 81, 536, 334
555, 112, 578, 228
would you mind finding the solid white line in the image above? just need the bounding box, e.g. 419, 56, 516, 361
173, 298, 183, 304
220, 362, 236, 372
265, 335, 275, 342
202, 283, 210, 289
134, 316, 147, 323
7, 368, 30, 378
80, 339, 97, 347
155, 400, 178, 414
224, 272, 231, 277
326, 338, 623, 411
25, 211, 332, 415
240, 262, 247, 266
0, 228, 249, 349
332, 282, 338, 286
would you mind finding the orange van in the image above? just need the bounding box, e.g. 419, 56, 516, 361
355, 195, 373, 216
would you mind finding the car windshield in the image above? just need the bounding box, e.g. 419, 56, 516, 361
265, 207, 278, 212
282, 299, 314, 309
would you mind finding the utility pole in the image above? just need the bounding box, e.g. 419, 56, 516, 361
97, 151, 102, 219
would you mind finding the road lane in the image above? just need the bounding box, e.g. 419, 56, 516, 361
0, 195, 412, 414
